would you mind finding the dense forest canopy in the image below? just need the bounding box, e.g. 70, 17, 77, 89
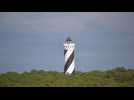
0, 66, 134, 87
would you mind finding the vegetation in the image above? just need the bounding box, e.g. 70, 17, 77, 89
0, 66, 134, 87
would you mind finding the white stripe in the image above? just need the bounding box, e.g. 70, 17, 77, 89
64, 48, 74, 63
65, 59, 75, 74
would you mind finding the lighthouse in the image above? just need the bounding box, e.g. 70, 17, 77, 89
64, 37, 75, 75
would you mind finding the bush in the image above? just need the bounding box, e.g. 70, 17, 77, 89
0, 67, 134, 87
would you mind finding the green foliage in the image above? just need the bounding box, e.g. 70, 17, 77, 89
0, 66, 134, 87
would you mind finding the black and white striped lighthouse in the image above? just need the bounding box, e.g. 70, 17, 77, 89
64, 37, 75, 75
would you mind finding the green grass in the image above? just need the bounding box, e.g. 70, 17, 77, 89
0, 67, 134, 87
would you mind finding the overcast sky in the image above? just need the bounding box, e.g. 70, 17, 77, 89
0, 12, 134, 73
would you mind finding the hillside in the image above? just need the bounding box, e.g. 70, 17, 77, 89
0, 67, 134, 87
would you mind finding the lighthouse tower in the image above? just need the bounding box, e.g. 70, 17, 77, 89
64, 37, 75, 75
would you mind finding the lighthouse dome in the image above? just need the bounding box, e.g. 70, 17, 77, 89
65, 37, 73, 43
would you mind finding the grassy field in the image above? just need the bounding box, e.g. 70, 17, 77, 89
0, 67, 134, 87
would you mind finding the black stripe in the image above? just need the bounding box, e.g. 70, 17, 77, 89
64, 50, 67, 56
64, 50, 74, 73
73, 68, 75, 74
